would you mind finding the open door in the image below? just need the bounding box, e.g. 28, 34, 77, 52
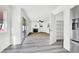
49, 13, 56, 45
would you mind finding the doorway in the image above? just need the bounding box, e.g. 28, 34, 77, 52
21, 17, 27, 45
50, 12, 64, 47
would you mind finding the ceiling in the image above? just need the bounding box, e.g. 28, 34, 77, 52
21, 5, 59, 21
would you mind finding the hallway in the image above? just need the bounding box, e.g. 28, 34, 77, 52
2, 32, 68, 53
0, 0, 78, 58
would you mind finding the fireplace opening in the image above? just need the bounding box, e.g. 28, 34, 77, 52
33, 28, 38, 32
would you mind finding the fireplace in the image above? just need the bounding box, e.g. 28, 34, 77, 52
33, 28, 38, 32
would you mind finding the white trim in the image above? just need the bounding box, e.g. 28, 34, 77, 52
52, 5, 75, 15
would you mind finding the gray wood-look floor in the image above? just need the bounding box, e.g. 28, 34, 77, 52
2, 32, 68, 53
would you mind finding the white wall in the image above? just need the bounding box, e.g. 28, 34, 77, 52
11, 6, 21, 45
39, 20, 49, 33
31, 19, 50, 33
64, 9, 71, 51
30, 16, 50, 33
63, 6, 76, 51
71, 6, 79, 18
0, 6, 11, 52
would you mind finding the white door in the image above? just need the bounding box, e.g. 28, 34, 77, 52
49, 13, 56, 45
